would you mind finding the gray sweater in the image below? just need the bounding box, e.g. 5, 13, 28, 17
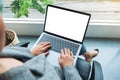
0, 47, 82, 80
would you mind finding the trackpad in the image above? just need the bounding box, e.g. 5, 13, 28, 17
46, 50, 60, 67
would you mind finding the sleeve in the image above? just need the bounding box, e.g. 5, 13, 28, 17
63, 66, 82, 80
0, 46, 35, 59
0, 66, 36, 80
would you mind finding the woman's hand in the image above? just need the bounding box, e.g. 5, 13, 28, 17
31, 42, 51, 56
58, 48, 74, 68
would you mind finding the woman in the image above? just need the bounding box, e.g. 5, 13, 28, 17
0, 15, 98, 80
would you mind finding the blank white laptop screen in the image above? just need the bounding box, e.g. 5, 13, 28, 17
45, 6, 90, 42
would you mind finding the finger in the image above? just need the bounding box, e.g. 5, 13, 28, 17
45, 44, 51, 48
67, 48, 71, 56
43, 45, 51, 51
36, 42, 46, 48
61, 49, 64, 56
64, 48, 68, 55
42, 42, 51, 47
70, 51, 74, 57
60, 54, 62, 58
38, 42, 45, 45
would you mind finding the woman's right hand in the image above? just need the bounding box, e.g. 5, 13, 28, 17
31, 42, 51, 56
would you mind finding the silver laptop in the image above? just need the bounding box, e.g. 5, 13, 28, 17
33, 5, 91, 67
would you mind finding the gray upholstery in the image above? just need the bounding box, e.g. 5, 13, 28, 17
15, 42, 30, 47
90, 60, 104, 80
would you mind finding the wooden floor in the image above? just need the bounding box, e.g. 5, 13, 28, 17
19, 35, 120, 80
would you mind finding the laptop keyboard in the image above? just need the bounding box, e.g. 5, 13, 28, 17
38, 34, 79, 55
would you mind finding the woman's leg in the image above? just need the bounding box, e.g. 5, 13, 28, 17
79, 44, 87, 55
75, 58, 91, 80
80, 44, 99, 62
75, 44, 99, 79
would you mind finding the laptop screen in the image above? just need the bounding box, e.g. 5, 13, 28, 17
44, 5, 90, 43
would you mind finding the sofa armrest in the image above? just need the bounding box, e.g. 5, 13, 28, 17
14, 42, 30, 47
90, 60, 104, 80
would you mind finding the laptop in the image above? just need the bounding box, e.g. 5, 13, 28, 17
33, 5, 91, 67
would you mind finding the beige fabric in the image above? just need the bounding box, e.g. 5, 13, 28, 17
5, 29, 19, 46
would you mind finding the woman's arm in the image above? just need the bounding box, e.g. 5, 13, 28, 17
31, 42, 51, 56
63, 66, 82, 80
1, 42, 51, 58
58, 48, 82, 80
